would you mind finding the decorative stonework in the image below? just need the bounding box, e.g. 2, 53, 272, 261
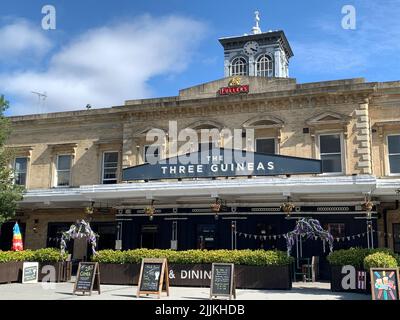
354, 98, 372, 174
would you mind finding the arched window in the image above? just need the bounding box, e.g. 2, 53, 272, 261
256, 54, 274, 77
230, 57, 247, 76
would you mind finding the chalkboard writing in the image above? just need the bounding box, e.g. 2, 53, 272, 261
76, 263, 95, 291
140, 263, 163, 292
210, 263, 236, 299
370, 268, 400, 300
73, 262, 101, 295
22, 262, 39, 284
137, 258, 170, 298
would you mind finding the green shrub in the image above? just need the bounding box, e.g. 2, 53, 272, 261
91, 249, 294, 266
364, 252, 398, 270
327, 247, 400, 270
0, 248, 66, 263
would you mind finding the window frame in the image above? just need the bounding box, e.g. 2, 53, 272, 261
317, 132, 345, 175
255, 54, 274, 77
55, 154, 72, 187
101, 151, 119, 184
230, 57, 248, 76
255, 137, 278, 155
14, 157, 28, 186
386, 134, 400, 176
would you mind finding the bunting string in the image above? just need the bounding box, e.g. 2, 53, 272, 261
234, 229, 399, 243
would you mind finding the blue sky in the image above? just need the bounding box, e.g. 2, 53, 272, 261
1, 0, 399, 115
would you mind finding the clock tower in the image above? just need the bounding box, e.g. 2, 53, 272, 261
219, 11, 293, 78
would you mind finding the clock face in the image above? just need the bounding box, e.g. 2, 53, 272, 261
244, 41, 259, 56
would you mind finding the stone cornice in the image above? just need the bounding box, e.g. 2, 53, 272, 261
8, 80, 387, 125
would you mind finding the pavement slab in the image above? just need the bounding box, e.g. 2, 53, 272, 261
0, 281, 370, 300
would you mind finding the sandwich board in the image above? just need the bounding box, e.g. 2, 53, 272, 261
137, 258, 169, 299
210, 263, 236, 300
73, 262, 101, 296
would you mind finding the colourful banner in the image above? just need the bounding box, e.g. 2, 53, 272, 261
12, 222, 23, 251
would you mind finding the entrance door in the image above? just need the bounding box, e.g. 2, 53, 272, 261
140, 225, 158, 249
197, 224, 216, 249
393, 224, 400, 254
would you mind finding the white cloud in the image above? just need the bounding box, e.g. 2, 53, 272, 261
0, 19, 52, 60
2, 15, 206, 115
291, 0, 400, 76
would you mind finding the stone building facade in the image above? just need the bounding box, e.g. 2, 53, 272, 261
3, 21, 400, 277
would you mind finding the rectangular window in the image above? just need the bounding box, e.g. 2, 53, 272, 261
144, 145, 160, 163
319, 134, 343, 173
327, 223, 345, 238
388, 135, 400, 174
102, 152, 119, 184
56, 155, 72, 187
14, 157, 28, 186
256, 138, 276, 154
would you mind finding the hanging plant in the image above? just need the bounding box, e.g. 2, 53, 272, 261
211, 202, 221, 213
84, 206, 94, 215
281, 202, 295, 217
144, 206, 155, 221
60, 220, 99, 256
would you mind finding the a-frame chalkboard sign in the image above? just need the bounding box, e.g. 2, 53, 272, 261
73, 262, 101, 296
210, 263, 236, 300
137, 258, 170, 299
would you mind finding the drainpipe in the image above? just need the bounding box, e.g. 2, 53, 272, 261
383, 209, 388, 248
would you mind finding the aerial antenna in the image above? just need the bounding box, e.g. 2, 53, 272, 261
31, 91, 47, 113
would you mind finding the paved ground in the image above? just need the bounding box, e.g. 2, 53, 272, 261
0, 281, 370, 300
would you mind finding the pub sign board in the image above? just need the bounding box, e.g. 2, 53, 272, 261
137, 258, 170, 299
123, 148, 322, 181
73, 262, 101, 296
210, 263, 236, 300
22, 262, 39, 284
370, 268, 400, 300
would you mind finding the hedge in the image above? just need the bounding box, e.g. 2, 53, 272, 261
0, 248, 67, 263
92, 249, 294, 266
364, 252, 398, 270
327, 247, 400, 270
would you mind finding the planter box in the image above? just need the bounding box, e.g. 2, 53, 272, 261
330, 265, 369, 294
0, 261, 72, 284
99, 263, 292, 290
38, 262, 72, 283
0, 262, 22, 284
99, 263, 141, 285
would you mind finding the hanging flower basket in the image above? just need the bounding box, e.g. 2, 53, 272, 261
281, 202, 295, 216
211, 203, 221, 213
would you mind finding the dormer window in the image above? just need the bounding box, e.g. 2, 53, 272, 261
230, 57, 247, 76
256, 54, 274, 77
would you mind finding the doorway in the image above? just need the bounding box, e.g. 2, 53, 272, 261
197, 224, 216, 249
140, 225, 158, 249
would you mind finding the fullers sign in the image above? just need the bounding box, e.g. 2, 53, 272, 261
218, 77, 249, 96
123, 148, 322, 181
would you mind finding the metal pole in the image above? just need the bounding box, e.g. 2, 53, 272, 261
300, 235, 303, 258
234, 222, 237, 250
296, 235, 300, 269
366, 221, 370, 249
231, 222, 234, 250
369, 220, 374, 249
